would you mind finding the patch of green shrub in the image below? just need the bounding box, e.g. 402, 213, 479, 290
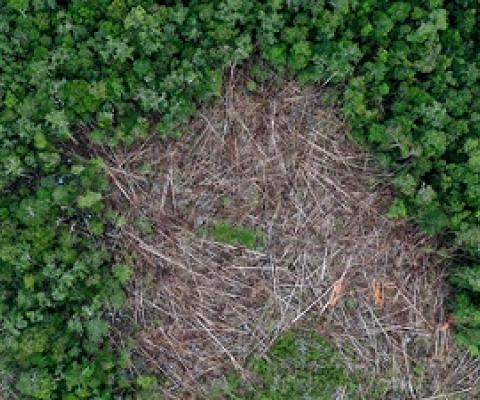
211, 330, 383, 399
199, 222, 266, 250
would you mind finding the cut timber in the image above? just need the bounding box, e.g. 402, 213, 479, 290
104, 77, 480, 399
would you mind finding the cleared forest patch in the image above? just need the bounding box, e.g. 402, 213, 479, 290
103, 77, 480, 399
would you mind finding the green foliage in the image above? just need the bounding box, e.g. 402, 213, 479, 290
211, 330, 379, 399
386, 199, 408, 220
136, 375, 158, 390
200, 222, 266, 250
0, 159, 129, 398
77, 191, 103, 209
449, 265, 480, 355
113, 264, 133, 286
134, 375, 163, 400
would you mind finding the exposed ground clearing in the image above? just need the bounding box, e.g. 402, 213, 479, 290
104, 76, 480, 399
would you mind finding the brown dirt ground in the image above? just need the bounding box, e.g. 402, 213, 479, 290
103, 73, 480, 399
